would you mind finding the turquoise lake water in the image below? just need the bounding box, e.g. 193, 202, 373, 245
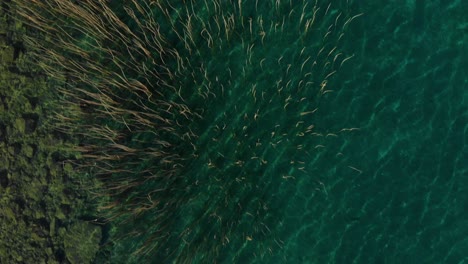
255, 1, 467, 263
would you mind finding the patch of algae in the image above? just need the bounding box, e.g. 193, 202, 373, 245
64, 221, 102, 264
0, 2, 102, 263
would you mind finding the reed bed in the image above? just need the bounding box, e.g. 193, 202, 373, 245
12, 0, 359, 262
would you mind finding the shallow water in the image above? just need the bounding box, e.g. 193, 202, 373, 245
262, 1, 467, 263
110, 1, 467, 263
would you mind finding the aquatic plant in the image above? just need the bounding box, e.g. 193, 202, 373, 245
13, 0, 360, 262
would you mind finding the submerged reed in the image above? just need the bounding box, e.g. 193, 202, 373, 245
13, 0, 359, 262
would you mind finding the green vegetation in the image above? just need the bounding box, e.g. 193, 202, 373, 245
0, 2, 100, 263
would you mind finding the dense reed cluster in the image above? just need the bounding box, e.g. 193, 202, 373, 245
13, 0, 359, 262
